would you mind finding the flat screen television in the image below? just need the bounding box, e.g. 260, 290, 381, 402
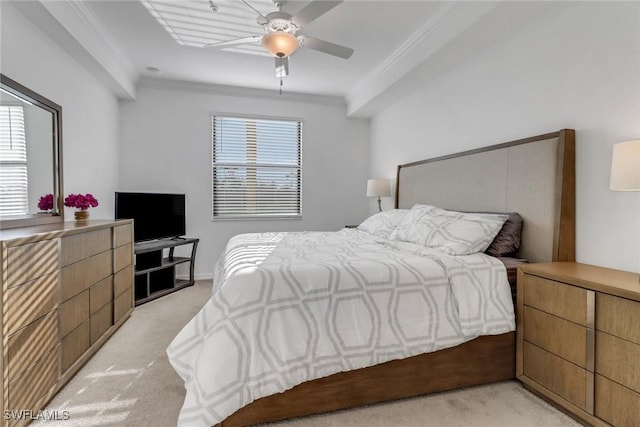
115, 192, 186, 242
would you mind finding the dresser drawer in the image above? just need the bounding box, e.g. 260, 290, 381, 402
114, 264, 133, 297
60, 289, 90, 338
91, 301, 113, 345
595, 374, 640, 427
596, 293, 640, 345
7, 311, 58, 381
523, 275, 589, 326
90, 276, 113, 315
61, 250, 112, 301
114, 242, 133, 273
6, 239, 59, 287
114, 286, 132, 324
8, 347, 58, 414
523, 342, 587, 410
596, 332, 640, 394
113, 223, 132, 248
60, 228, 112, 266
4, 271, 58, 335
61, 320, 90, 372
523, 306, 587, 368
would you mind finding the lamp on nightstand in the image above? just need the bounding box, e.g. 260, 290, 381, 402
367, 179, 391, 213
610, 139, 640, 191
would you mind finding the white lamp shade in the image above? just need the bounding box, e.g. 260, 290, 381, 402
610, 140, 640, 191
366, 179, 391, 197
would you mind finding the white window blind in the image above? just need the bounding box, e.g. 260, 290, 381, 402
0, 105, 28, 216
212, 115, 302, 219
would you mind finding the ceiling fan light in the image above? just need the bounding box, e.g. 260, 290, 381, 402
262, 32, 299, 58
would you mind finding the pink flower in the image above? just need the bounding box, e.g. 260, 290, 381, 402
64, 193, 99, 210
38, 193, 54, 211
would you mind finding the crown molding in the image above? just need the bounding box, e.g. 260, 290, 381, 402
346, 1, 557, 118
12, 0, 137, 100
372, 2, 461, 80
65, 1, 137, 76
346, 1, 501, 118
137, 76, 347, 106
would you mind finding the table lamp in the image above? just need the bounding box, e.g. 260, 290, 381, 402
367, 179, 391, 213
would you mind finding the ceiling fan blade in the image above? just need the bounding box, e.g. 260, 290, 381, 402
204, 36, 262, 48
240, 0, 268, 20
299, 35, 353, 59
291, 0, 342, 27
275, 56, 289, 78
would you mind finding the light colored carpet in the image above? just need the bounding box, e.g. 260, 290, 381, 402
36, 280, 580, 427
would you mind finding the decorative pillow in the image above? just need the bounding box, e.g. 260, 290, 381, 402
483, 212, 523, 257
357, 209, 409, 239
390, 204, 508, 255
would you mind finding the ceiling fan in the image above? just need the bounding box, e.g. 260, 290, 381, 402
205, 0, 354, 78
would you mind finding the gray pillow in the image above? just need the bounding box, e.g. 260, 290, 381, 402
484, 212, 523, 257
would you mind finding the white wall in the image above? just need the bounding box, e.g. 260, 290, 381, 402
1, 2, 120, 219
118, 82, 369, 277
369, 2, 640, 273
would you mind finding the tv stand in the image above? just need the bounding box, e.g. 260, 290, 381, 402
133, 237, 199, 305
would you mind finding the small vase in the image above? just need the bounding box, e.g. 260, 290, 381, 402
74, 210, 89, 221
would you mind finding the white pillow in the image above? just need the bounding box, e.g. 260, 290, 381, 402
390, 204, 508, 255
357, 209, 409, 239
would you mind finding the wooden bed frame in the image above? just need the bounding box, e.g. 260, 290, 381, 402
217, 129, 576, 426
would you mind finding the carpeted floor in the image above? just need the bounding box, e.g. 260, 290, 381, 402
36, 280, 580, 427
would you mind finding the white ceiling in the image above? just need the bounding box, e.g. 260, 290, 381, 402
87, 0, 442, 96
139, 0, 307, 56
10, 1, 557, 116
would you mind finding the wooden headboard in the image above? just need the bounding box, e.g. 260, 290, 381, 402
395, 129, 575, 263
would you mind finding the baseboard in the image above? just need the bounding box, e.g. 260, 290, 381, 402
176, 273, 214, 281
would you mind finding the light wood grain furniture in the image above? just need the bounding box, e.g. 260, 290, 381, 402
217, 129, 576, 426
0, 220, 134, 426
517, 262, 640, 427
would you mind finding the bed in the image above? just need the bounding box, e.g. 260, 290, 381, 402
168, 129, 576, 427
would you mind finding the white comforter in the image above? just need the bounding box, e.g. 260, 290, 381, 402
167, 229, 515, 426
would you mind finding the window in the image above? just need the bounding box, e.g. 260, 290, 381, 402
212, 115, 302, 219
0, 105, 28, 216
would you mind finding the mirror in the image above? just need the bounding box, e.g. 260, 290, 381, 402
0, 74, 63, 229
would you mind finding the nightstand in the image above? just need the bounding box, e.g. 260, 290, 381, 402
517, 262, 640, 426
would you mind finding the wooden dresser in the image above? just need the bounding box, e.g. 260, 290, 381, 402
517, 262, 640, 427
0, 220, 134, 426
